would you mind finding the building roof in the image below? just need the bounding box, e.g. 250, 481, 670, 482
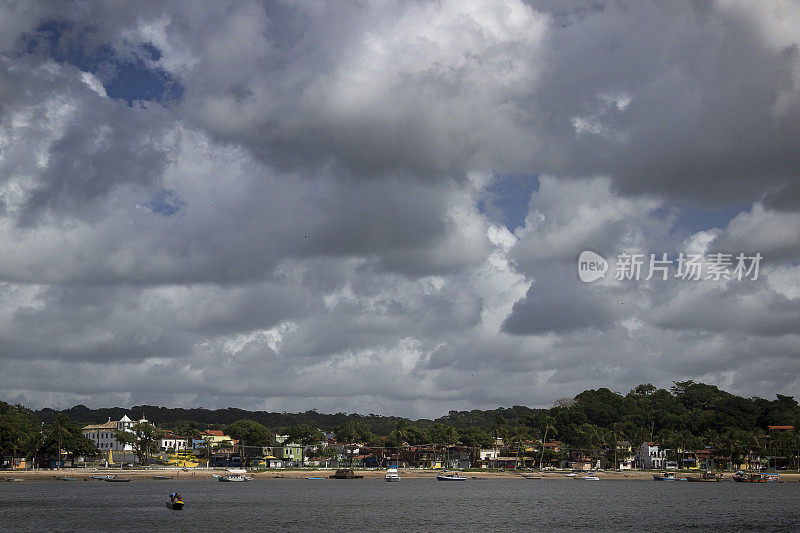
768, 425, 794, 430
83, 421, 117, 430
201, 430, 225, 437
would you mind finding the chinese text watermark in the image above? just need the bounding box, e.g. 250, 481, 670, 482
578, 251, 762, 283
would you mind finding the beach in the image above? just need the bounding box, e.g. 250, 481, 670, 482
5, 468, 799, 481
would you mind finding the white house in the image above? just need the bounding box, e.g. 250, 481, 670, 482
636, 442, 667, 469
158, 434, 189, 452
82, 415, 151, 452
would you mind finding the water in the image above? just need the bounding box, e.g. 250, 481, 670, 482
2, 478, 799, 532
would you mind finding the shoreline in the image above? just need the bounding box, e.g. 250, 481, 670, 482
4, 468, 799, 482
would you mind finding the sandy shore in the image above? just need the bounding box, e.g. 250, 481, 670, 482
3, 468, 799, 482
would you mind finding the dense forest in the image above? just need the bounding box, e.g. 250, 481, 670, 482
3, 381, 800, 467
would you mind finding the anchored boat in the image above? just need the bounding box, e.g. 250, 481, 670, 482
732, 471, 779, 483
436, 471, 467, 481
686, 471, 723, 482
653, 472, 677, 481
385, 467, 400, 482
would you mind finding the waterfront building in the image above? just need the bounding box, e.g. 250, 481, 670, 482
82, 415, 151, 452
635, 442, 667, 469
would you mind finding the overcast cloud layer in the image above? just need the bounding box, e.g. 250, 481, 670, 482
1, 1, 799, 418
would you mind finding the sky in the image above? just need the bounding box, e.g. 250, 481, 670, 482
1, 1, 799, 419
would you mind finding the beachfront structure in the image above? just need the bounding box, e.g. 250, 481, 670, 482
158, 433, 189, 452
197, 430, 234, 447
274, 443, 304, 465
635, 442, 667, 469
82, 415, 151, 452
617, 455, 635, 470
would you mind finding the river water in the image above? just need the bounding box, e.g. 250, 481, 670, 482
1, 477, 798, 532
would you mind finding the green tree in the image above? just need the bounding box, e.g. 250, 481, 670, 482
538, 416, 556, 471
115, 421, 159, 464
226, 419, 273, 446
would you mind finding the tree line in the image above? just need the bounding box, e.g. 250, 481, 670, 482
3, 381, 800, 468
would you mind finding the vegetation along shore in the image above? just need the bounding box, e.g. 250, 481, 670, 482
2, 381, 799, 475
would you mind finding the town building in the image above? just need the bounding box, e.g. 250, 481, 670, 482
82, 415, 151, 452
158, 434, 189, 452
635, 442, 667, 469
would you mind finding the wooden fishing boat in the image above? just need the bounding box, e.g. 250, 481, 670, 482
732, 471, 779, 483
686, 471, 723, 482
653, 472, 677, 481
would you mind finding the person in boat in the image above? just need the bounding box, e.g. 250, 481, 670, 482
174, 493, 182, 502
169, 493, 176, 502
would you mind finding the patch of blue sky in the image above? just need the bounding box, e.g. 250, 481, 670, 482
20, 20, 183, 105
668, 201, 753, 235
478, 174, 540, 232
143, 189, 186, 217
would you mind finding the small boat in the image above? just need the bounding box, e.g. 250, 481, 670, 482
436, 471, 467, 481
385, 467, 400, 482
105, 477, 132, 482
305, 477, 325, 480
4, 478, 24, 482
732, 471, 779, 483
521, 474, 542, 479
90, 475, 111, 481
580, 475, 600, 480
152, 475, 173, 480
565, 472, 578, 477
686, 471, 723, 482
653, 472, 677, 481
53, 476, 77, 481
212, 474, 251, 482
165, 499, 184, 510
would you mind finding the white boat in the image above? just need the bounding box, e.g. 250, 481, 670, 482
385, 467, 400, 482
580, 475, 600, 480
436, 471, 467, 481
212, 474, 251, 482
565, 473, 577, 477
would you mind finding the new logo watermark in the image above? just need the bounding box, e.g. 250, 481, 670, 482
578, 250, 608, 283
578, 251, 762, 283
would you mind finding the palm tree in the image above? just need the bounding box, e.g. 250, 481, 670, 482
48, 415, 72, 470
538, 417, 556, 471
25, 430, 45, 471
510, 426, 530, 468
610, 423, 624, 471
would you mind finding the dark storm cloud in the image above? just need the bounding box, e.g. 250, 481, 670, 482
526, 1, 800, 207
1, 1, 799, 417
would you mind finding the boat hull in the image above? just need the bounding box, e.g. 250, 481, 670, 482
166, 501, 184, 510
436, 475, 467, 481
